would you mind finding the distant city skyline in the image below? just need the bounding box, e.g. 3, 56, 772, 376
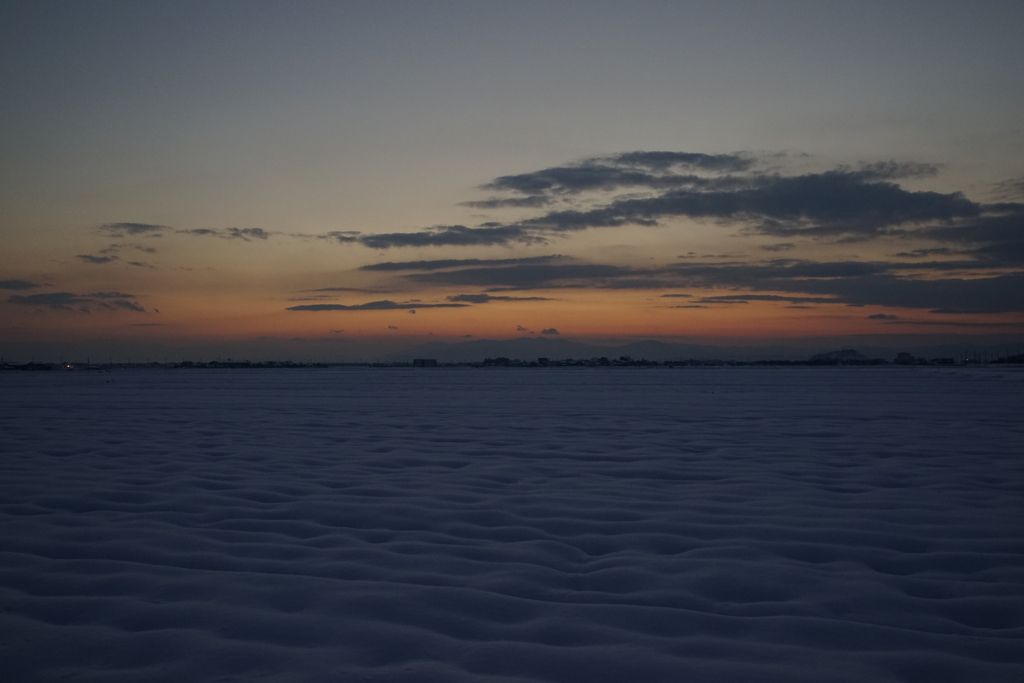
3, 2, 1022, 361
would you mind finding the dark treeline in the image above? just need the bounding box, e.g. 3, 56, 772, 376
3, 351, 1023, 371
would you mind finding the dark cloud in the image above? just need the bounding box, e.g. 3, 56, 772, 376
919, 206, 1024, 265
480, 152, 753, 196
455, 153, 972, 243
892, 247, 960, 258
607, 151, 753, 172
101, 299, 145, 312
694, 294, 840, 305
446, 294, 552, 303
666, 260, 1024, 312
405, 263, 637, 288
483, 165, 673, 196
77, 254, 118, 264
127, 261, 155, 268
179, 227, 269, 241
461, 196, 552, 209
0, 279, 39, 290
667, 259, 892, 283
513, 171, 979, 238
99, 222, 168, 237
306, 287, 384, 293
867, 314, 900, 320
7, 290, 146, 313
286, 300, 469, 312
227, 227, 269, 240
593, 277, 680, 290
79, 152, 1018, 319
311, 152, 1005, 251
8, 292, 91, 309
359, 225, 539, 249
411, 260, 805, 293
845, 161, 941, 181
776, 272, 1024, 314
541, 328, 560, 335
660, 293, 692, 298
882, 320, 1024, 328
517, 206, 655, 231
321, 231, 361, 244
400, 253, 1024, 313
361, 255, 568, 271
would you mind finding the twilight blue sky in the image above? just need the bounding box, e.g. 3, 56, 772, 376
2, 1, 1023, 359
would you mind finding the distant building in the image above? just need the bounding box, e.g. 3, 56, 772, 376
810, 349, 868, 363
412, 358, 437, 367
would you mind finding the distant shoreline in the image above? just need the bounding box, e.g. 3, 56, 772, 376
3, 355, 1022, 372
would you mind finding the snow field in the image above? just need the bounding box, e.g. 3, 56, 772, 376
1, 367, 1022, 682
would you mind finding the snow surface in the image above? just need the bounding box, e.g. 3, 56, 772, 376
1, 367, 1023, 682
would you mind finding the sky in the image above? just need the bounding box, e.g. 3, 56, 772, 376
2, 1, 1023, 361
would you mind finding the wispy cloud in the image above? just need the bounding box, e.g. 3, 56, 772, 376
7, 290, 146, 312
405, 264, 637, 288
991, 177, 1024, 201
77, 254, 118, 264
360, 256, 569, 271
98, 222, 271, 244
461, 196, 552, 209
7, 292, 92, 310
446, 293, 552, 303
286, 299, 469, 312
358, 225, 541, 249
179, 227, 269, 241
0, 279, 39, 290
694, 294, 839, 305
98, 222, 169, 237
305, 287, 386, 294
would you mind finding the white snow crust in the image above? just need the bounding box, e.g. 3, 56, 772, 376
1, 367, 1022, 682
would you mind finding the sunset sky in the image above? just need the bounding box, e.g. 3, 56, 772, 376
2, 2, 1023, 361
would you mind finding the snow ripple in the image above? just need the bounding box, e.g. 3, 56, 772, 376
1, 367, 1022, 681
